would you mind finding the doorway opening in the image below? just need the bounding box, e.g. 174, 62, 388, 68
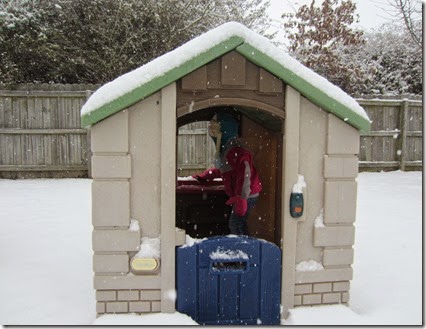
175, 105, 284, 246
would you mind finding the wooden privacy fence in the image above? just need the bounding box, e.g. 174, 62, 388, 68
177, 121, 216, 177
357, 98, 422, 171
0, 84, 98, 178
0, 84, 422, 178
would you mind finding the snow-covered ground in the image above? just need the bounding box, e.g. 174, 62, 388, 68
0, 171, 422, 325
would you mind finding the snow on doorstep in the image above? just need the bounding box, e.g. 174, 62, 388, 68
296, 260, 324, 272
210, 247, 249, 260
292, 175, 306, 193
135, 236, 160, 258
81, 22, 369, 123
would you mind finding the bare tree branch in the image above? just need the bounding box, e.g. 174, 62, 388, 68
386, 0, 422, 47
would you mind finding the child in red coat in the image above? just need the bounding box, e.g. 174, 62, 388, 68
194, 111, 262, 235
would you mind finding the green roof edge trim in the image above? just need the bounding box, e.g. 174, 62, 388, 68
81, 36, 245, 127
236, 43, 371, 133
81, 34, 371, 133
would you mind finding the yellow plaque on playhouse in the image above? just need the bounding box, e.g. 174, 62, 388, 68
131, 258, 159, 272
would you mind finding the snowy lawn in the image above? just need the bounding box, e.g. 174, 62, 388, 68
0, 171, 422, 325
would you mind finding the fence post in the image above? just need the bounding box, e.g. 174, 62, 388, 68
399, 100, 409, 171
205, 125, 210, 170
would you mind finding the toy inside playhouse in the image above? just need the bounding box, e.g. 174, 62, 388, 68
175, 105, 284, 246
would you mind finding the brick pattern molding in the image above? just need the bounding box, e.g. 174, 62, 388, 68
294, 281, 350, 306
96, 289, 161, 315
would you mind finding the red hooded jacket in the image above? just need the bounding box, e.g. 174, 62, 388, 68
197, 138, 262, 199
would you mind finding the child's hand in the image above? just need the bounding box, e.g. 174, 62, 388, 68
226, 196, 247, 216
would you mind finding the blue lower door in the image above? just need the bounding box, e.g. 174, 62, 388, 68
176, 236, 281, 325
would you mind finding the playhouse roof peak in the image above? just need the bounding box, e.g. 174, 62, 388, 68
81, 21, 371, 132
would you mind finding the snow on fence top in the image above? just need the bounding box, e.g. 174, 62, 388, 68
80, 22, 371, 132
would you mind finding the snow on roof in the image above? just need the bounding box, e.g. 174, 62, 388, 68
81, 22, 371, 132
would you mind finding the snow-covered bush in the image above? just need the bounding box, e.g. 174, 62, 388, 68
0, 0, 273, 84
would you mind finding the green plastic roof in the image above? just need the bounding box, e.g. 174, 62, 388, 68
81, 23, 370, 133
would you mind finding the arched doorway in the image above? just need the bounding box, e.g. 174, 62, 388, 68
176, 102, 284, 245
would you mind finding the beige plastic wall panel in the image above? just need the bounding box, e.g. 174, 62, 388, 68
92, 181, 130, 227
281, 85, 301, 312
96, 290, 117, 301
323, 248, 354, 266
91, 155, 131, 179
314, 225, 355, 247
181, 66, 207, 91
160, 83, 177, 313
96, 302, 106, 313
295, 267, 353, 284
324, 156, 358, 179
296, 98, 327, 262
221, 51, 246, 86
324, 181, 357, 224
342, 292, 350, 303
140, 290, 161, 301
94, 275, 161, 290
259, 68, 283, 94
93, 254, 130, 273
91, 109, 129, 153
106, 302, 128, 313
327, 114, 360, 155
175, 228, 186, 246
322, 293, 341, 304
118, 290, 139, 301
294, 295, 302, 306
129, 302, 151, 313
333, 281, 350, 292
93, 229, 140, 252
294, 284, 313, 295
128, 94, 162, 237
302, 294, 322, 305
313, 282, 332, 293
152, 301, 161, 312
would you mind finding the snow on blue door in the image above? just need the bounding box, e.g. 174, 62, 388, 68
176, 236, 281, 325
